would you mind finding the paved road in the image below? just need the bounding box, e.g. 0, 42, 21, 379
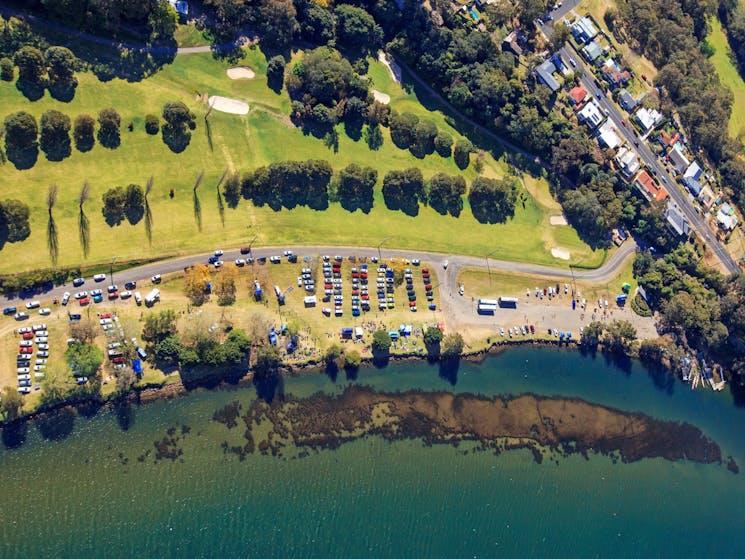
3, 241, 637, 310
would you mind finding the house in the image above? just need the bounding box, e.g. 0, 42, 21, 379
167, 0, 189, 16
698, 185, 716, 209
536, 60, 560, 92
659, 130, 680, 148
577, 100, 603, 128
717, 203, 739, 231
601, 59, 631, 87
618, 89, 637, 111
502, 30, 523, 56
615, 146, 640, 178
635, 170, 669, 202
569, 85, 588, 108
596, 120, 621, 149
571, 16, 598, 44
582, 41, 603, 62
684, 161, 703, 181
682, 175, 702, 197
665, 201, 691, 236
668, 144, 690, 175
635, 107, 663, 133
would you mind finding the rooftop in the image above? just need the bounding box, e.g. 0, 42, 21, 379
536, 60, 560, 92
669, 144, 690, 174
596, 120, 621, 149
635, 170, 669, 201
569, 86, 588, 107
635, 107, 663, 132
665, 201, 690, 236
578, 100, 603, 128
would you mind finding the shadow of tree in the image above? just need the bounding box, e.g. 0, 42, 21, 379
162, 125, 191, 153
6, 145, 39, 170
254, 372, 284, 404
114, 399, 135, 431
48, 80, 78, 102
41, 138, 71, 162
16, 78, 45, 101
438, 358, 460, 385
35, 406, 76, 441
97, 128, 120, 149
1, 422, 28, 449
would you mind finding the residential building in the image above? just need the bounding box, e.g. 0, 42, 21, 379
698, 185, 716, 210
668, 144, 690, 175
596, 120, 621, 149
569, 85, 588, 108
635, 107, 663, 132
659, 130, 680, 148
615, 146, 640, 178
717, 203, 739, 231
582, 41, 602, 62
600, 59, 631, 87
571, 16, 598, 44
577, 100, 603, 128
682, 176, 702, 197
536, 59, 560, 92
501, 30, 523, 56
684, 161, 703, 181
618, 89, 637, 111
635, 170, 669, 202
665, 201, 691, 237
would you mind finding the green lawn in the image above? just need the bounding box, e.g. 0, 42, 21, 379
0, 47, 601, 274
708, 16, 745, 139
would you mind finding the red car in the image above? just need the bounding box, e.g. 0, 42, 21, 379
409, 301, 417, 307
100, 312, 112, 319
22, 332, 34, 340
112, 357, 125, 364
108, 291, 119, 300
19, 347, 33, 354
424, 284, 432, 291
79, 297, 90, 306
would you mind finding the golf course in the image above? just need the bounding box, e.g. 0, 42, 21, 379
0, 42, 604, 276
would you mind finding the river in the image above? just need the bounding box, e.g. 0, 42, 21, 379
1, 347, 744, 558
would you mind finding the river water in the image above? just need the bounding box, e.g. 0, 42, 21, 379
1, 347, 744, 558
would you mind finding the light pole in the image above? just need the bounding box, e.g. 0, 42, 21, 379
110, 256, 118, 286
485, 248, 499, 287
377, 236, 392, 262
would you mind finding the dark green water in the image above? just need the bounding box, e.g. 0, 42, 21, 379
1, 347, 744, 558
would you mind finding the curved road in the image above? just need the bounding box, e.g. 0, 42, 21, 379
3, 241, 637, 308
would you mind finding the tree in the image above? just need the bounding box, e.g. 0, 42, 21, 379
3, 111, 38, 169
73, 114, 95, 152
581, 321, 605, 348
162, 101, 195, 152
256, 0, 298, 50
549, 22, 571, 52
101, 186, 127, 226
372, 329, 392, 353
411, 118, 438, 158
142, 309, 178, 344
0, 199, 31, 247
145, 114, 159, 135
97, 107, 121, 149
66, 341, 103, 379
266, 55, 286, 92
69, 318, 98, 344
184, 263, 211, 306
441, 333, 464, 358
0, 386, 23, 419
382, 167, 425, 216
334, 4, 383, 54
223, 172, 241, 208
324, 343, 343, 364
253, 344, 282, 378
0, 57, 14, 81
39, 109, 72, 161
605, 320, 637, 354
215, 263, 238, 305
335, 163, 376, 213
154, 335, 184, 365
423, 326, 444, 357
45, 46, 77, 100
427, 173, 466, 217
389, 111, 419, 149
453, 138, 473, 169
13, 45, 45, 86
363, 122, 384, 150
148, 0, 178, 40
124, 184, 145, 224
434, 131, 453, 157
344, 349, 362, 368
299, 2, 336, 45
468, 176, 518, 224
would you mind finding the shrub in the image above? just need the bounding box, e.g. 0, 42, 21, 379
145, 114, 159, 135
631, 293, 652, 317
73, 114, 96, 152
0, 57, 14, 82
97, 108, 121, 149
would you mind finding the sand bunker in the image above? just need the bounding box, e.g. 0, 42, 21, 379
378, 51, 402, 84
208, 96, 249, 115
227, 66, 255, 80
372, 89, 390, 104
550, 215, 568, 226
551, 248, 571, 260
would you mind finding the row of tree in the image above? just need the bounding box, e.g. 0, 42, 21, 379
239, 159, 519, 223
3, 45, 78, 101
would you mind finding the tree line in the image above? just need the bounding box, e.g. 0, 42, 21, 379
1, 100, 196, 169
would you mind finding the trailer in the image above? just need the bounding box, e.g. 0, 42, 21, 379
478, 298, 499, 306
477, 303, 498, 315
341, 328, 354, 339
498, 297, 518, 308
616, 294, 628, 306
144, 288, 160, 307
253, 280, 263, 301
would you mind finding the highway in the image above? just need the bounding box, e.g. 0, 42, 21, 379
541, 6, 739, 274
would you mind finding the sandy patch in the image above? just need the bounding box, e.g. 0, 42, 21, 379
551, 248, 570, 260
372, 89, 390, 104
227, 66, 255, 80
208, 96, 249, 115
378, 51, 402, 84
550, 215, 568, 226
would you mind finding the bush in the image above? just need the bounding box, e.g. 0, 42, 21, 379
434, 131, 453, 157
0, 58, 14, 82
453, 138, 473, 169
97, 108, 121, 149
39, 109, 71, 161
3, 111, 38, 169
344, 349, 362, 368
266, 55, 286, 92
73, 114, 95, 152
145, 114, 159, 135
631, 293, 652, 317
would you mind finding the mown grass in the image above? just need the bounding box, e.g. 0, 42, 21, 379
0, 47, 601, 274
707, 16, 745, 140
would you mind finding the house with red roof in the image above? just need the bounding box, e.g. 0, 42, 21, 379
634, 170, 669, 202
569, 86, 588, 109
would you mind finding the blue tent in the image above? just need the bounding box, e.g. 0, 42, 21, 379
132, 359, 143, 375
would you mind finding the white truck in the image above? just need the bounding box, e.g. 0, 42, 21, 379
144, 288, 160, 307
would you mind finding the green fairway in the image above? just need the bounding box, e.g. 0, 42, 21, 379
0, 47, 601, 274
708, 17, 745, 139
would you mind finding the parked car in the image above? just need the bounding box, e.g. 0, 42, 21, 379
37, 343, 49, 350
35, 359, 47, 365
19, 340, 32, 347
38, 308, 51, 315
33, 365, 45, 372
91, 289, 102, 297
73, 277, 85, 287
25, 300, 40, 309
17, 327, 32, 334
37, 351, 49, 358
269, 256, 281, 263
14, 312, 29, 321
134, 292, 142, 305
19, 347, 33, 354
214, 249, 223, 257
61, 292, 71, 305
3, 306, 17, 315
151, 274, 162, 284
16, 367, 30, 374
75, 291, 88, 299
125, 281, 137, 290
34, 337, 48, 343
120, 290, 132, 299
93, 273, 106, 282
235, 258, 245, 267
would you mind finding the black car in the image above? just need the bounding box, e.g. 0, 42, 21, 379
125, 281, 137, 290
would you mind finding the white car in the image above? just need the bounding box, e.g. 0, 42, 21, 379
213, 260, 223, 268
32, 324, 47, 332
75, 291, 88, 299
25, 300, 40, 309
17, 327, 32, 334
34, 337, 48, 343
14, 312, 29, 320
269, 256, 281, 263
16, 367, 30, 374
93, 273, 106, 282
35, 358, 47, 365
151, 275, 162, 284
102, 324, 114, 331
61, 292, 71, 305
35, 330, 48, 336
37, 351, 49, 358
100, 318, 112, 325
33, 365, 46, 372
37, 343, 49, 350
34, 372, 45, 379
39, 308, 51, 315
214, 249, 224, 257
500, 327, 505, 336
17, 374, 31, 381
235, 258, 245, 267
412, 259, 420, 266
17, 386, 31, 394
19, 340, 32, 347
120, 290, 132, 299
108, 342, 121, 349
134, 292, 142, 305
91, 289, 102, 297
443, 260, 449, 269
